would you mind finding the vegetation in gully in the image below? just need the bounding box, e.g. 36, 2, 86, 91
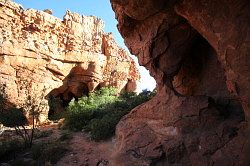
64, 87, 155, 140
0, 85, 155, 164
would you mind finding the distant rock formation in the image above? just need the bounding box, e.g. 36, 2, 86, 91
0, 0, 140, 123
111, 0, 249, 165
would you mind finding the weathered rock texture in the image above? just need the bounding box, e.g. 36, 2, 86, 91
0, 0, 140, 122
111, 0, 250, 165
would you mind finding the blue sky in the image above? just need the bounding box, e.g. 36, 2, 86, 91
13, 0, 156, 91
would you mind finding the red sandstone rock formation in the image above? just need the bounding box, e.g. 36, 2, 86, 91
111, 0, 250, 165
0, 1, 140, 123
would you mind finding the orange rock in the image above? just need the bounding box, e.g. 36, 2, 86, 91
111, 0, 249, 165
0, 0, 140, 123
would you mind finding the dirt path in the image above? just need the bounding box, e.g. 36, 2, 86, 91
56, 132, 115, 166
0, 123, 116, 166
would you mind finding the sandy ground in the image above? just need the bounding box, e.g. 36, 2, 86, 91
0, 124, 115, 166
36, 123, 116, 166
0, 123, 116, 166
56, 132, 115, 166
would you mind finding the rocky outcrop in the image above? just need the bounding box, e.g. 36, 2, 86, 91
0, 0, 140, 123
111, 0, 250, 165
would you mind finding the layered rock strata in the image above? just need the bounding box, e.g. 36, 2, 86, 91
0, 0, 140, 123
111, 0, 250, 165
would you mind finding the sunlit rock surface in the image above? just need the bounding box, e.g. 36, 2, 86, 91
0, 0, 140, 123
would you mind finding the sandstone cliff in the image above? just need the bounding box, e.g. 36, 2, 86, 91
111, 0, 250, 165
0, 0, 140, 123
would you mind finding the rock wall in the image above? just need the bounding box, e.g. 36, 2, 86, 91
0, 0, 140, 123
111, 0, 250, 165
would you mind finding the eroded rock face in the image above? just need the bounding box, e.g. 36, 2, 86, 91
0, 0, 140, 123
111, 0, 250, 165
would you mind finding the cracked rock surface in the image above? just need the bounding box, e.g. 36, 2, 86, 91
111, 0, 250, 165
0, 0, 140, 123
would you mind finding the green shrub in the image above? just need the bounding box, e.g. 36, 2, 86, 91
59, 131, 73, 141
31, 141, 68, 164
64, 87, 156, 140
34, 129, 53, 139
43, 144, 68, 164
65, 87, 119, 130
87, 110, 125, 140
0, 139, 23, 161
31, 143, 44, 160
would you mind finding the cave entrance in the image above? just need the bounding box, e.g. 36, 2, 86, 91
47, 83, 89, 120
172, 34, 215, 96
159, 18, 245, 121
153, 18, 232, 101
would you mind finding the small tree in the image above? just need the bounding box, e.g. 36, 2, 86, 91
19, 80, 48, 147
0, 84, 29, 147
0, 81, 48, 148
0, 107, 30, 145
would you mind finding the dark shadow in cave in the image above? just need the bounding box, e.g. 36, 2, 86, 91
151, 20, 245, 165
172, 34, 212, 96
187, 29, 243, 113
161, 20, 246, 122
168, 24, 240, 103
46, 64, 92, 120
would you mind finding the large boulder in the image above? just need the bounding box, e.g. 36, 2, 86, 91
111, 0, 250, 165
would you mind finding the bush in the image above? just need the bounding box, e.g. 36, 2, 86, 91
31, 143, 44, 160
31, 141, 68, 164
59, 130, 73, 141
64, 87, 155, 140
87, 111, 125, 140
0, 139, 23, 162
65, 87, 119, 131
0, 107, 33, 148
0, 82, 49, 148
43, 143, 68, 164
34, 129, 53, 139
